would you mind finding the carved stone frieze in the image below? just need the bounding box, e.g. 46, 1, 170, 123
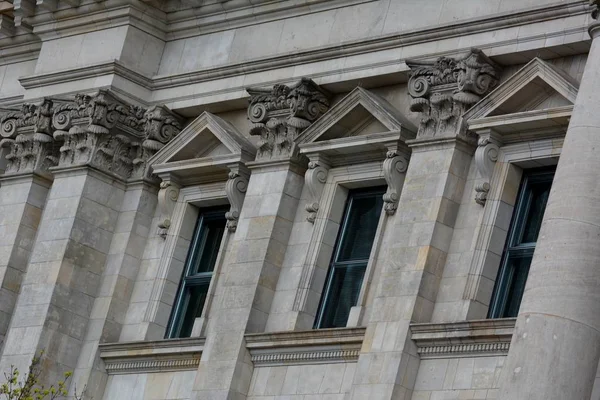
157, 180, 181, 238
382, 149, 410, 215
407, 48, 501, 139
0, 99, 59, 175
247, 78, 330, 160
0, 90, 182, 181
304, 159, 330, 223
474, 133, 501, 206
225, 166, 249, 232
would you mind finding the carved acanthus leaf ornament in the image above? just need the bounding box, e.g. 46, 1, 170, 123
247, 78, 330, 160
0, 91, 183, 180
407, 48, 501, 139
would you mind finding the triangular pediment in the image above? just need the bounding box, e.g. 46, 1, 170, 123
296, 87, 416, 144
465, 58, 579, 121
149, 111, 255, 167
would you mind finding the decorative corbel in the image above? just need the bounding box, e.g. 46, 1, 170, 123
225, 165, 249, 232
474, 130, 502, 206
157, 179, 181, 238
304, 157, 330, 223
383, 146, 410, 215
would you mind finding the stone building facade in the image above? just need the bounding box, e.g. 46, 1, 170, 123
0, 0, 598, 399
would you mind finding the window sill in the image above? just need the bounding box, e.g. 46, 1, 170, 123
245, 327, 366, 367
99, 337, 205, 374
410, 318, 516, 359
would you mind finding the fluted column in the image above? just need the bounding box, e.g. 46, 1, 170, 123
497, 18, 600, 400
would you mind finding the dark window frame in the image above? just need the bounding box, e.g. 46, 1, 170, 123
488, 167, 555, 319
314, 186, 386, 329
166, 206, 228, 338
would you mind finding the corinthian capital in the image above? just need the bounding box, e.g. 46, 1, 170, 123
407, 48, 501, 139
247, 78, 330, 160
132, 105, 183, 179
0, 99, 58, 175
591, 0, 600, 19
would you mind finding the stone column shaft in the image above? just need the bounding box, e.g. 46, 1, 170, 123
192, 162, 303, 400
348, 140, 473, 399
497, 22, 600, 400
0, 168, 125, 385
0, 174, 50, 349
70, 183, 157, 400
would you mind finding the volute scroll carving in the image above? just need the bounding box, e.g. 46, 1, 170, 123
407, 48, 501, 139
474, 134, 501, 206
0, 90, 183, 181
157, 180, 181, 239
0, 99, 59, 175
383, 149, 410, 215
247, 78, 330, 160
304, 159, 330, 223
225, 166, 250, 232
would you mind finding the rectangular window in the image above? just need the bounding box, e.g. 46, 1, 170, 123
488, 168, 555, 319
166, 207, 227, 338
314, 186, 386, 329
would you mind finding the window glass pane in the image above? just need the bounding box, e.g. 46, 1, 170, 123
319, 265, 366, 328
178, 283, 210, 338
337, 193, 384, 262
501, 253, 532, 318
167, 208, 227, 339
519, 180, 552, 244
315, 187, 385, 329
488, 168, 555, 319
190, 218, 226, 275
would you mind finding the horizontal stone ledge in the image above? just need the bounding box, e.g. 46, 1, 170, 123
410, 318, 516, 359
245, 327, 365, 367
99, 337, 205, 375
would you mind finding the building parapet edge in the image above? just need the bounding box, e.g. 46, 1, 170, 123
99, 337, 205, 375
410, 318, 516, 359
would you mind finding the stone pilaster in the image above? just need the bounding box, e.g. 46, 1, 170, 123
0, 174, 51, 350
0, 99, 58, 351
192, 79, 328, 399
496, 12, 600, 400
0, 91, 182, 392
347, 49, 500, 399
68, 182, 159, 400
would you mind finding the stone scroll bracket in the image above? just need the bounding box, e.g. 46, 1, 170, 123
383, 145, 410, 215
157, 177, 181, 238
304, 155, 330, 223
225, 164, 250, 232
474, 129, 502, 206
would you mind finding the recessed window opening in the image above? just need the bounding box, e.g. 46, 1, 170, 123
488, 167, 555, 319
166, 206, 227, 338
314, 186, 386, 329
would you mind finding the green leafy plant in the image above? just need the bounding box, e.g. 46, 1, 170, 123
0, 352, 85, 400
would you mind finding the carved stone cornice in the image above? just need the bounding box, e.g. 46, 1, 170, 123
407, 48, 501, 140
247, 78, 330, 160
0, 91, 182, 182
